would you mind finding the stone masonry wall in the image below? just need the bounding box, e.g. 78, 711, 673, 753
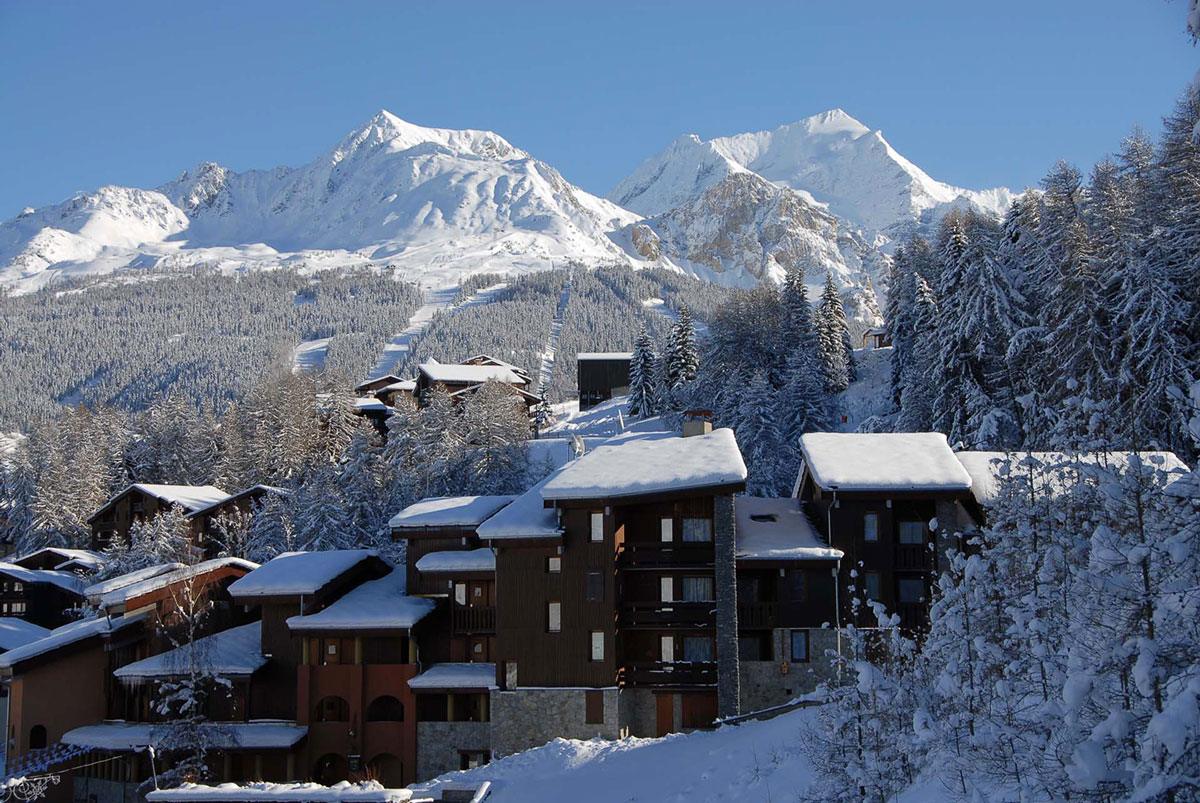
489, 687, 620, 757
739, 628, 842, 713
416, 721, 490, 782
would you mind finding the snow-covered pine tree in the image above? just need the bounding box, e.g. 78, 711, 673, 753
896, 275, 938, 432
777, 341, 833, 450
815, 272, 851, 393
243, 492, 296, 563
628, 329, 660, 419
664, 304, 700, 392
734, 370, 786, 495
1157, 84, 1200, 376
453, 380, 531, 495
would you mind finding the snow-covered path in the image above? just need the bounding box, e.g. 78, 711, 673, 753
291, 337, 332, 374
366, 283, 508, 380
535, 274, 572, 396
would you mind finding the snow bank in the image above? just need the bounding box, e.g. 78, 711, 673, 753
541, 428, 747, 500
389, 496, 516, 530
734, 497, 842, 562
0, 618, 50, 651
115, 621, 265, 680
287, 570, 434, 632
408, 662, 497, 691
800, 432, 972, 492
229, 550, 377, 599
63, 721, 307, 751
147, 781, 421, 803
414, 548, 495, 573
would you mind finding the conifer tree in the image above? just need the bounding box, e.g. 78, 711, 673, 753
664, 305, 700, 391
735, 370, 786, 495
816, 272, 853, 393
628, 330, 660, 418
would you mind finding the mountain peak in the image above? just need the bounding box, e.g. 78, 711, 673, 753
334, 110, 523, 163
792, 108, 870, 138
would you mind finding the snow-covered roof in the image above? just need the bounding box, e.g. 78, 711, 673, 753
89, 483, 230, 521
418, 362, 527, 386
0, 618, 50, 652
114, 621, 265, 681
408, 662, 497, 691
541, 428, 747, 500
956, 450, 1192, 508
354, 374, 403, 391
287, 570, 434, 632
84, 563, 186, 604
576, 352, 633, 361
0, 611, 150, 670
415, 548, 495, 573
799, 432, 973, 493
734, 497, 842, 562
101, 558, 259, 609
476, 476, 562, 541
353, 397, 393, 414
389, 496, 516, 530
464, 354, 527, 373
0, 563, 85, 594
148, 781, 419, 803
63, 721, 307, 751
380, 379, 416, 393
13, 547, 105, 571
228, 550, 377, 599
186, 485, 291, 520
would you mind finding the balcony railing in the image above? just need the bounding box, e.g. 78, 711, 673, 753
617, 542, 715, 568
451, 604, 496, 633
736, 600, 778, 629
894, 544, 931, 571
619, 601, 715, 628
618, 660, 717, 687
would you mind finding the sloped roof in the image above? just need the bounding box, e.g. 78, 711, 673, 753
476, 476, 562, 541
0, 618, 50, 652
414, 548, 495, 573
576, 352, 633, 361
286, 570, 434, 632
100, 557, 258, 609
83, 563, 186, 604
115, 621, 265, 680
408, 662, 497, 691
799, 432, 972, 493
418, 362, 527, 386
389, 496, 516, 530
0, 563, 85, 594
0, 610, 150, 670
541, 428, 747, 501
354, 374, 404, 391
13, 547, 105, 571
89, 483, 230, 522
187, 485, 290, 520
228, 550, 377, 599
147, 781, 415, 803
63, 721, 307, 751
734, 497, 842, 562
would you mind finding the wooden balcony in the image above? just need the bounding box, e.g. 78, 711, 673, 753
618, 660, 717, 687
894, 544, 930, 571
617, 542, 714, 568
451, 604, 496, 633
736, 601, 778, 629
619, 601, 715, 628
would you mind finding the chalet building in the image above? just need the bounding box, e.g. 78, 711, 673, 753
11, 548, 105, 575
0, 557, 257, 803
187, 485, 290, 557
353, 375, 406, 396
414, 360, 535, 408
861, 326, 891, 349
88, 483, 229, 551
0, 563, 83, 627
576, 352, 631, 411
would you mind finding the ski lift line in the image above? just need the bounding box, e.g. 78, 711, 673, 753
8, 752, 124, 782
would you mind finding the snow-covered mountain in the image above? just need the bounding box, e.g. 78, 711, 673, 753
0, 112, 646, 294
611, 109, 1014, 243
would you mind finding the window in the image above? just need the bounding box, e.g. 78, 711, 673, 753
454, 583, 467, 606
681, 518, 712, 543
585, 690, 605, 724
546, 556, 561, 573
738, 633, 771, 661
313, 696, 350, 722
784, 570, 807, 602
459, 751, 490, 770
12, 582, 21, 592
590, 631, 604, 661
898, 577, 925, 604
660, 517, 673, 542
681, 576, 714, 602
683, 636, 714, 662
898, 521, 926, 545
547, 601, 561, 632
590, 512, 604, 542
863, 513, 879, 542
660, 635, 675, 662
28, 725, 46, 750
585, 571, 604, 602
790, 630, 810, 662
864, 572, 881, 601
365, 696, 404, 722
660, 577, 674, 603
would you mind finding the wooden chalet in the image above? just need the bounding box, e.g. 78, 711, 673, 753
576, 352, 632, 411
862, 326, 891, 349
0, 563, 83, 628
413, 359, 534, 407
87, 483, 229, 551
353, 375, 405, 396
11, 548, 105, 575
187, 484, 290, 557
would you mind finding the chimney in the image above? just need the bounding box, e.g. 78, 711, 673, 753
682, 409, 713, 438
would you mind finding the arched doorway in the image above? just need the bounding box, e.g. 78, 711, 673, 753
366, 753, 403, 787
313, 695, 350, 722
312, 753, 348, 785
365, 695, 404, 722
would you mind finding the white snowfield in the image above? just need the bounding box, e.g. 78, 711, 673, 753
62, 721, 308, 751
114, 621, 265, 680
228, 550, 377, 598
734, 497, 843, 562
286, 570, 434, 632
147, 781, 421, 803
389, 496, 516, 530
800, 431, 973, 492
408, 662, 497, 691
414, 548, 496, 574
541, 427, 748, 500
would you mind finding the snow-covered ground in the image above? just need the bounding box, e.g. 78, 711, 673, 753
366, 283, 508, 380
837, 346, 893, 432
411, 705, 951, 803
292, 337, 333, 374
542, 396, 672, 438
535, 276, 571, 395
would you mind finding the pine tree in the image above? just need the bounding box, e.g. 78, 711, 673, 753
735, 370, 786, 495
664, 305, 700, 392
628, 330, 660, 418
816, 272, 852, 393
896, 275, 938, 432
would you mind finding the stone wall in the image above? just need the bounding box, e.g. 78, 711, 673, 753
490, 687, 620, 756
617, 687, 657, 738
713, 494, 740, 719
416, 721, 490, 782
738, 628, 841, 713
71, 778, 143, 803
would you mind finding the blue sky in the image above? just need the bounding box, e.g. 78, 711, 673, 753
0, 1, 1195, 218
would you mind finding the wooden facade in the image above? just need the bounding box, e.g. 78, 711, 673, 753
576, 353, 631, 410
